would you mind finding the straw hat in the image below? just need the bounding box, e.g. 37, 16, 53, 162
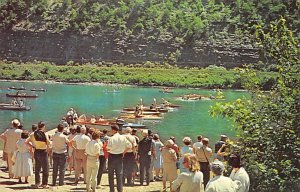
11, 119, 20, 126
124, 127, 132, 133
164, 139, 174, 147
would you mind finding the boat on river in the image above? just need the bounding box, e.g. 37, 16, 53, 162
103, 89, 120, 93
31, 88, 47, 92
122, 123, 146, 129
8, 86, 26, 90
76, 114, 116, 126
0, 103, 31, 111
6, 93, 38, 98
159, 88, 174, 93
120, 111, 161, 115
123, 107, 169, 113
177, 93, 225, 101
120, 114, 163, 120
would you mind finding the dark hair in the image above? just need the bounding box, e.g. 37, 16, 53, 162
111, 125, 119, 131
92, 130, 101, 140
132, 129, 137, 133
228, 154, 241, 168
57, 124, 64, 132
17, 125, 23, 130
103, 128, 108, 134
197, 135, 203, 141
32, 124, 38, 132
70, 127, 76, 134
170, 136, 176, 142
21, 131, 29, 139
76, 125, 81, 133
184, 140, 191, 145
38, 121, 46, 129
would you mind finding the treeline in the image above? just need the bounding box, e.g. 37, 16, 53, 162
0, 61, 277, 90
0, 0, 299, 41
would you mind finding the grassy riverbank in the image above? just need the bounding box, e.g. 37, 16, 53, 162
0, 61, 277, 89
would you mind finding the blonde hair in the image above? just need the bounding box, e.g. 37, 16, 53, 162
183, 153, 200, 172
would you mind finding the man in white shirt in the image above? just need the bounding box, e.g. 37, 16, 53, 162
85, 130, 102, 192
72, 125, 91, 184
194, 137, 212, 188
193, 135, 203, 154
122, 127, 137, 186
107, 125, 132, 192
229, 155, 250, 192
51, 124, 70, 186
0, 119, 22, 178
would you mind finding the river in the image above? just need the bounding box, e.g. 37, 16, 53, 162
0, 81, 248, 147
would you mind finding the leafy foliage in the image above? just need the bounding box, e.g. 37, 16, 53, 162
210, 18, 300, 192
0, 61, 276, 89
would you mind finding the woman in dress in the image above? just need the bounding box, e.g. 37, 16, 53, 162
179, 137, 193, 173
13, 131, 33, 183
153, 134, 164, 180
161, 139, 177, 191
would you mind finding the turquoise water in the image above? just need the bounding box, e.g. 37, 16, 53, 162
0, 81, 248, 146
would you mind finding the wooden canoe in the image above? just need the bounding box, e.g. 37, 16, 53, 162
31, 88, 47, 92
6, 93, 38, 98
0, 104, 31, 111
8, 86, 26, 90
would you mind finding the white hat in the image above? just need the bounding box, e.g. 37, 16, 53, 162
211, 160, 225, 175
11, 119, 20, 126
182, 136, 192, 143
124, 127, 132, 133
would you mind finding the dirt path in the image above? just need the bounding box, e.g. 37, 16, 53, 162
0, 151, 164, 192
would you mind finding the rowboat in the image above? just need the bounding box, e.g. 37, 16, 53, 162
76, 120, 112, 126
122, 123, 146, 129
120, 111, 161, 115
123, 107, 169, 113
8, 86, 26, 90
31, 88, 47, 92
159, 90, 174, 93
76, 114, 116, 126
103, 89, 120, 93
0, 104, 31, 111
6, 93, 38, 98
120, 114, 163, 120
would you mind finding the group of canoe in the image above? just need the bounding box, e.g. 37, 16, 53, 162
119, 100, 180, 120
0, 86, 47, 111
6, 86, 46, 98
74, 114, 147, 129
71, 99, 180, 128
178, 91, 225, 101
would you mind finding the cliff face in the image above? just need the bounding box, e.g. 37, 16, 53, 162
0, 30, 260, 67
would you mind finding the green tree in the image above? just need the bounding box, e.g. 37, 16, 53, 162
210, 18, 300, 192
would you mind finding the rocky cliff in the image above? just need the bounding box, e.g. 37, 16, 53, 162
0, 30, 260, 68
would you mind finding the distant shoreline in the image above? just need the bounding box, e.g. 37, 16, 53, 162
0, 79, 248, 92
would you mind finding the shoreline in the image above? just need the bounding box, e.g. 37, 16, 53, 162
0, 79, 248, 91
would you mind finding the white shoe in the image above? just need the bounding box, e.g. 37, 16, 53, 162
96, 185, 104, 189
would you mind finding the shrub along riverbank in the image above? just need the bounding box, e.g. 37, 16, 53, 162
0, 61, 277, 89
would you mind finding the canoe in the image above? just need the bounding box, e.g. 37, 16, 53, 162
31, 88, 47, 92
103, 90, 120, 93
76, 121, 112, 126
123, 107, 169, 113
120, 114, 163, 120
6, 93, 38, 98
8, 86, 26, 90
120, 111, 161, 115
0, 104, 31, 111
159, 90, 174, 93
122, 123, 146, 129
